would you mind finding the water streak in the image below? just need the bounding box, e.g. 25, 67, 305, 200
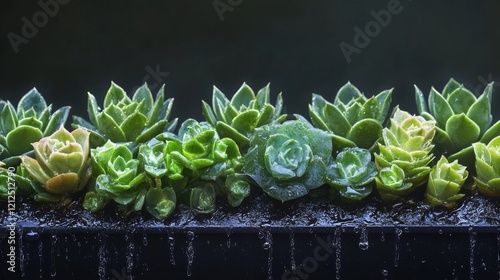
186, 231, 195, 277
168, 233, 176, 265
50, 235, 57, 277
469, 227, 476, 280
289, 231, 296, 271
18, 227, 25, 277
358, 224, 369, 251
125, 232, 135, 277
39, 239, 43, 279
394, 227, 402, 267
98, 233, 107, 280
335, 227, 342, 280
264, 230, 273, 280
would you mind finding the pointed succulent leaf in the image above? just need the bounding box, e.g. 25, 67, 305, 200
335, 82, 362, 105
255, 84, 270, 110
442, 78, 461, 98
17, 88, 47, 114
96, 112, 126, 142
230, 109, 259, 135
374, 88, 393, 123
429, 88, 454, 128
480, 121, 500, 144
202, 100, 218, 127
414, 85, 428, 114
255, 105, 275, 127
86, 92, 100, 127
104, 82, 128, 107
0, 102, 18, 134
43, 106, 71, 136
132, 83, 154, 116
135, 120, 168, 144
446, 113, 480, 151
308, 103, 329, 132
323, 102, 351, 136
447, 87, 476, 114
231, 83, 255, 110
466, 90, 492, 135
120, 112, 149, 142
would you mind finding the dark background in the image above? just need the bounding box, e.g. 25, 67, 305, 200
1, 0, 500, 123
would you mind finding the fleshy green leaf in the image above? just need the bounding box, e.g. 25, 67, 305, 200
446, 114, 480, 151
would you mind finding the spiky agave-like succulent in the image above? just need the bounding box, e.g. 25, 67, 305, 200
0, 88, 70, 167
202, 83, 287, 149
309, 82, 392, 152
472, 135, 500, 198
20, 127, 92, 203
374, 109, 436, 202
425, 156, 467, 209
326, 147, 377, 201
72, 82, 177, 152
415, 78, 499, 168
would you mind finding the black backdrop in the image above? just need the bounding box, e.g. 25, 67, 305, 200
1, 0, 500, 123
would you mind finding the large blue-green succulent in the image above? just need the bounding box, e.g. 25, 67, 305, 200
243, 119, 333, 202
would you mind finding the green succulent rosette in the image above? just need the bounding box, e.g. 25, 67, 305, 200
202, 83, 287, 150
374, 109, 436, 202
0, 163, 40, 201
83, 141, 148, 215
20, 127, 92, 203
72, 82, 177, 152
415, 78, 499, 168
425, 156, 467, 209
157, 119, 250, 214
326, 147, 377, 201
472, 135, 500, 197
243, 119, 332, 202
0, 88, 70, 167
137, 142, 177, 220
309, 82, 392, 152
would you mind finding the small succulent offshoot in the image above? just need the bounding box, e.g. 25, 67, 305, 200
374, 109, 436, 202
425, 156, 468, 209
326, 147, 377, 202
72, 82, 177, 153
243, 119, 332, 202
202, 83, 287, 150
20, 127, 92, 203
415, 78, 499, 169
472, 135, 500, 198
0, 88, 70, 167
309, 82, 392, 152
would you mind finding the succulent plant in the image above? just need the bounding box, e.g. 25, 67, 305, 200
72, 82, 177, 152
243, 119, 332, 202
138, 143, 177, 220
415, 78, 499, 168
309, 82, 392, 152
374, 109, 436, 202
20, 127, 92, 203
202, 83, 287, 149
0, 88, 70, 167
425, 156, 467, 209
83, 141, 148, 215
472, 136, 500, 197
326, 147, 377, 201
157, 119, 250, 213
0, 163, 40, 201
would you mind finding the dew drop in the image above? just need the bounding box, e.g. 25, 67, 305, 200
381, 269, 389, 277
394, 227, 402, 267
264, 230, 273, 280
98, 233, 107, 280
358, 224, 369, 251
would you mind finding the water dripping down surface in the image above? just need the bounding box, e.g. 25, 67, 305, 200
186, 231, 195, 277
168, 233, 176, 266
469, 227, 476, 280
50, 235, 57, 277
97, 233, 107, 280
334, 227, 342, 280
289, 231, 296, 271
125, 232, 135, 277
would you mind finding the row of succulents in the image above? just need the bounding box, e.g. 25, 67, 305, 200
1, 79, 499, 220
